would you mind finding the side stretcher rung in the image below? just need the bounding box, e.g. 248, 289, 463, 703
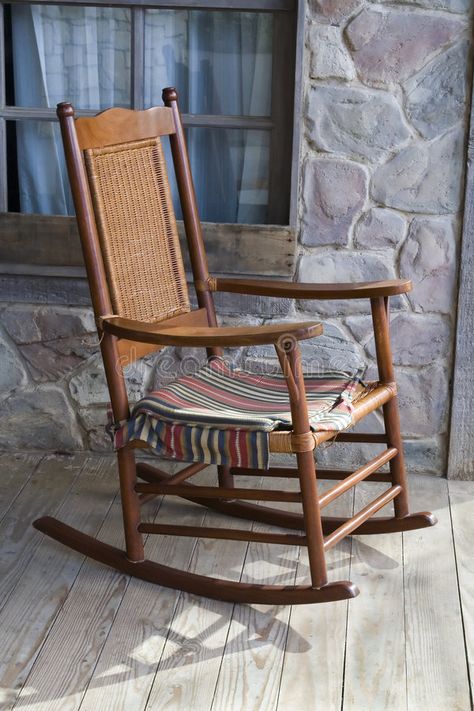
323, 485, 402, 550
318, 447, 398, 509
138, 523, 307, 546
134, 483, 302, 502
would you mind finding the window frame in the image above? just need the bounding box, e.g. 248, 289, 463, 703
0, 0, 303, 276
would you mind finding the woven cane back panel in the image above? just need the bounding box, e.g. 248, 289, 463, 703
84, 137, 190, 323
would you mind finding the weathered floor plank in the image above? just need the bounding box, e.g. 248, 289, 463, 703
0, 456, 117, 710
0, 453, 41, 523
404, 475, 471, 711
277, 484, 353, 711
0, 454, 86, 616
343, 484, 406, 711
449, 480, 474, 705
79, 487, 213, 711
0, 456, 472, 711
210, 477, 301, 711
144, 476, 259, 711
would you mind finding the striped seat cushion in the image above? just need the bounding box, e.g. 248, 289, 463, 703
115, 358, 366, 468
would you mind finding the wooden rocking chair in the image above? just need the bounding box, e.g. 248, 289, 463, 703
34, 88, 436, 605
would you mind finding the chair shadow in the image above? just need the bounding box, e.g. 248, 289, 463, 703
12, 530, 403, 709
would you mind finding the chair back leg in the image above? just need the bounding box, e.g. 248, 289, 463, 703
117, 448, 145, 561
371, 297, 410, 518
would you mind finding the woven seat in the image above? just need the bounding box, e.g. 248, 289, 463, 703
33, 91, 436, 608
116, 359, 368, 468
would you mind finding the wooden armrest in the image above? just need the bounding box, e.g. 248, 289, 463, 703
213, 277, 412, 300
101, 316, 323, 347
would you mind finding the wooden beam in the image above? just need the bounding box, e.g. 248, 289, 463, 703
448, 79, 474, 480
0, 213, 295, 276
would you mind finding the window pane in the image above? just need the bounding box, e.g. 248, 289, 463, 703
183, 127, 270, 223
144, 10, 273, 117
8, 4, 131, 110
8, 120, 270, 223
7, 120, 74, 215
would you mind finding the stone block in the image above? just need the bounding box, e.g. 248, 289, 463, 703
396, 364, 449, 436
365, 312, 451, 365
354, 208, 407, 249
346, 7, 463, 83
399, 216, 458, 313
298, 251, 396, 315
403, 437, 446, 475
301, 157, 368, 247
371, 127, 464, 213
344, 315, 374, 345
369, 0, 470, 15
69, 354, 152, 407
1, 305, 95, 344
244, 321, 366, 376
19, 340, 92, 382
307, 86, 410, 161
309, 25, 355, 80
404, 41, 469, 140
0, 328, 29, 395
309, 0, 363, 24
78, 407, 112, 452
0, 385, 84, 450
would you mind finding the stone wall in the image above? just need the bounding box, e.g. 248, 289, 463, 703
0, 0, 472, 474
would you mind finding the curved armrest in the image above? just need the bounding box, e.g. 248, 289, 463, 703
213, 277, 411, 300
101, 316, 323, 347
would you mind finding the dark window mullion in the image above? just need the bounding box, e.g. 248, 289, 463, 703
131, 6, 145, 109
7, 0, 295, 11
0, 5, 7, 210
267, 10, 295, 225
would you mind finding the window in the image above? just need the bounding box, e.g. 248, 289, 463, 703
0, 0, 296, 231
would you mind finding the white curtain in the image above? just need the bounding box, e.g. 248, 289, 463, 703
11, 6, 272, 223
144, 10, 272, 223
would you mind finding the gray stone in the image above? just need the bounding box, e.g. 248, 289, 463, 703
244, 321, 366, 376
309, 25, 355, 80
0, 328, 29, 395
354, 208, 407, 249
1, 305, 95, 344
404, 437, 446, 476
370, 0, 470, 15
309, 0, 363, 25
69, 355, 151, 407
365, 312, 451, 365
371, 127, 465, 213
68, 356, 109, 407
344, 315, 374, 345
19, 337, 97, 382
205, 291, 291, 318
396, 364, 449, 436
78, 407, 112, 452
307, 86, 410, 161
301, 158, 368, 247
399, 216, 458, 313
0, 385, 84, 450
346, 8, 463, 83
404, 41, 469, 140
298, 250, 396, 315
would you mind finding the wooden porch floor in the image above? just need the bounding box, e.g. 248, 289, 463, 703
0, 452, 473, 711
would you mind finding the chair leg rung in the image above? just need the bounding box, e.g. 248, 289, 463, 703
138, 522, 307, 546
323, 484, 402, 550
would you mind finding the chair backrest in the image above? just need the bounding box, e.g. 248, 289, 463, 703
57, 89, 218, 420
83, 136, 189, 323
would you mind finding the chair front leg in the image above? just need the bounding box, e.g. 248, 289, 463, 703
370, 296, 410, 518
276, 339, 328, 589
